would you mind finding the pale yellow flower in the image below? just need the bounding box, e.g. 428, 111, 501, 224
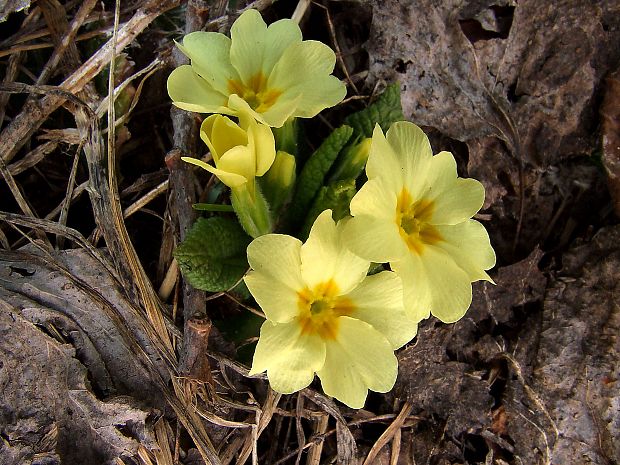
167, 9, 346, 128
245, 210, 417, 408
182, 114, 275, 191
342, 122, 496, 324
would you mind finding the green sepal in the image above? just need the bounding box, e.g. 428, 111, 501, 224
300, 179, 357, 239
231, 183, 273, 238
288, 125, 353, 226
344, 83, 404, 138
174, 217, 251, 292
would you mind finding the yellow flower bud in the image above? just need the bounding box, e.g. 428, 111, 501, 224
261, 150, 296, 213
182, 114, 276, 192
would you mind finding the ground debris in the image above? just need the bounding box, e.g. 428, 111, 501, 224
394, 225, 620, 464
0, 309, 156, 465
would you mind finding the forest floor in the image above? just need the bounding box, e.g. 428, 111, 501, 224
0, 0, 619, 464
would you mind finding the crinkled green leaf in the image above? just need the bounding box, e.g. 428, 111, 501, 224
300, 179, 357, 239
344, 83, 404, 138
174, 217, 251, 292
289, 125, 353, 225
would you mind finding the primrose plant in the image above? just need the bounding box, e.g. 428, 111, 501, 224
167, 9, 495, 408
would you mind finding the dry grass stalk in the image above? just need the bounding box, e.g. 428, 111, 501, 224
6, 140, 58, 176
0, 0, 180, 164
362, 401, 413, 465
305, 413, 329, 465
153, 419, 175, 465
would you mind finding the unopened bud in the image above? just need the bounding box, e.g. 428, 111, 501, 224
329, 137, 372, 182
261, 150, 297, 214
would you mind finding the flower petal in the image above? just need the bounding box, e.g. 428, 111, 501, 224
200, 115, 248, 162
180, 32, 240, 95
317, 317, 397, 409
386, 121, 432, 166
245, 234, 304, 322
430, 177, 485, 224
389, 254, 431, 323
393, 246, 473, 324
217, 146, 255, 182
181, 156, 247, 188
345, 271, 417, 349
247, 120, 276, 176
342, 179, 409, 264
250, 320, 326, 394
167, 65, 228, 113
268, 41, 345, 118
341, 215, 408, 263
228, 94, 271, 126
345, 178, 409, 262
300, 210, 369, 295
259, 94, 302, 128
385, 121, 432, 199
434, 220, 496, 281
229, 9, 268, 85
349, 177, 397, 221
284, 75, 347, 118
263, 19, 302, 74
421, 151, 485, 225
199, 115, 219, 160
365, 125, 403, 189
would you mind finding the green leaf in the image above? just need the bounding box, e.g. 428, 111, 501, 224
344, 83, 404, 138
300, 179, 357, 239
289, 125, 353, 225
192, 203, 234, 212
174, 217, 251, 292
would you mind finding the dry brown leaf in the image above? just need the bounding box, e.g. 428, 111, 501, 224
528, 225, 620, 463
0, 247, 168, 402
0, 309, 156, 464
601, 70, 620, 216
368, 0, 619, 162
0, 0, 30, 23
366, 0, 620, 257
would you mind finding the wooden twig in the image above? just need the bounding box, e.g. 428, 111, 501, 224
178, 318, 215, 385
314, 1, 359, 94
37, 0, 98, 97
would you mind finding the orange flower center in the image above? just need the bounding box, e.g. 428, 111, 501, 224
297, 279, 354, 340
395, 189, 442, 255
228, 72, 282, 113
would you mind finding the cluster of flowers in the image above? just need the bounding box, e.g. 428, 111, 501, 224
168, 9, 495, 408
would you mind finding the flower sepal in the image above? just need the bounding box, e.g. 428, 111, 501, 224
231, 182, 273, 238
